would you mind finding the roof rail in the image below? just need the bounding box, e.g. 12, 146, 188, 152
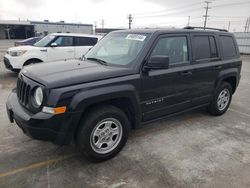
184, 26, 228, 32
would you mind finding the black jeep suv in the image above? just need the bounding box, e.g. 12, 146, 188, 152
6, 27, 242, 161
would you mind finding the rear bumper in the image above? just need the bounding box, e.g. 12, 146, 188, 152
6, 90, 80, 145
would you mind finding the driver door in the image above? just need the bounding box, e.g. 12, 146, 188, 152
47, 36, 75, 62
141, 34, 194, 121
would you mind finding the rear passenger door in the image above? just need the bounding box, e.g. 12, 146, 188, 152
74, 37, 98, 58
190, 34, 221, 105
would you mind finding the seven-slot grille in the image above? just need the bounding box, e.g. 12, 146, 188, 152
17, 77, 31, 106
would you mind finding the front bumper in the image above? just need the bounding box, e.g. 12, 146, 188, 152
6, 90, 79, 145
4, 54, 24, 70
4, 57, 14, 70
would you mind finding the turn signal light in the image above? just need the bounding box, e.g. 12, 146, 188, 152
42, 106, 66, 115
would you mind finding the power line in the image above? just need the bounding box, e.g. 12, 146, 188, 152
212, 1, 250, 8
210, 16, 247, 19
133, 1, 250, 19
134, 7, 203, 19
203, 1, 211, 29
129, 1, 249, 31
133, 2, 203, 16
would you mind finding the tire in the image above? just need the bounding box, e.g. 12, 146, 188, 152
207, 82, 233, 116
23, 59, 42, 66
76, 105, 130, 162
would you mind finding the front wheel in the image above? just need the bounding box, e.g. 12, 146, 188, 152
76, 105, 130, 162
207, 82, 233, 116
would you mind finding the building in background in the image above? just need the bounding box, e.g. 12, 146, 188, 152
0, 20, 93, 39
95, 28, 124, 35
234, 32, 250, 54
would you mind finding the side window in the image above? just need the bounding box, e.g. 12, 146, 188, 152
74, 37, 98, 46
209, 36, 218, 58
54, 36, 73, 47
220, 36, 237, 58
151, 36, 189, 65
194, 35, 219, 60
194, 36, 210, 60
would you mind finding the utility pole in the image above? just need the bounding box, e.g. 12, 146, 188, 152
101, 19, 105, 34
247, 17, 250, 32
203, 1, 211, 29
101, 19, 105, 29
94, 21, 97, 34
227, 21, 231, 32
128, 14, 133, 29
187, 16, 190, 26
244, 17, 248, 32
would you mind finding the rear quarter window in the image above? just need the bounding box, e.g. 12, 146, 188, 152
220, 35, 238, 59
74, 37, 98, 46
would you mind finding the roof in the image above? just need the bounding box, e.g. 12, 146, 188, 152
50, 33, 102, 38
0, 20, 31, 26
31, 21, 92, 27
112, 28, 230, 35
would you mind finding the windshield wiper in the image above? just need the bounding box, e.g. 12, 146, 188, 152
86, 57, 108, 66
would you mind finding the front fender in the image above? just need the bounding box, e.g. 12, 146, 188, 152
22, 50, 47, 64
69, 84, 141, 128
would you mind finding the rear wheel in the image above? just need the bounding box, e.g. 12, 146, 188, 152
76, 105, 130, 162
207, 82, 232, 116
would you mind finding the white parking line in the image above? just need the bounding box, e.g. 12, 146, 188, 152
229, 108, 250, 118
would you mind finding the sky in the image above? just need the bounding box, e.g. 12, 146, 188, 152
0, 0, 249, 31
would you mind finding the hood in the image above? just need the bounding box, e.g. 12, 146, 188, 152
21, 59, 134, 88
8, 45, 40, 51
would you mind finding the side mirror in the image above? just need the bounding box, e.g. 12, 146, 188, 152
144, 55, 169, 71
80, 54, 86, 61
50, 43, 57, 47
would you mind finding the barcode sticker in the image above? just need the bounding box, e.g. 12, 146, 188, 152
126, 34, 146, 41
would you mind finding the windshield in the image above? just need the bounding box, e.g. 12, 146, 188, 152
85, 32, 151, 67
34, 35, 56, 47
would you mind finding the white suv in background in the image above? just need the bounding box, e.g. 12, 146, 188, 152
4, 33, 102, 72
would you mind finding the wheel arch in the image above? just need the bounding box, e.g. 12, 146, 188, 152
69, 85, 142, 141
23, 58, 43, 66
215, 68, 239, 94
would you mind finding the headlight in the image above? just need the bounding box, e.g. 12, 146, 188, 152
34, 87, 43, 106
9, 50, 27, 57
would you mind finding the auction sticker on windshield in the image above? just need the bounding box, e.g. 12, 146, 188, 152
126, 34, 146, 41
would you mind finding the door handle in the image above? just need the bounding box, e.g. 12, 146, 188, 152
180, 71, 192, 76
66, 50, 74, 53
213, 65, 222, 70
